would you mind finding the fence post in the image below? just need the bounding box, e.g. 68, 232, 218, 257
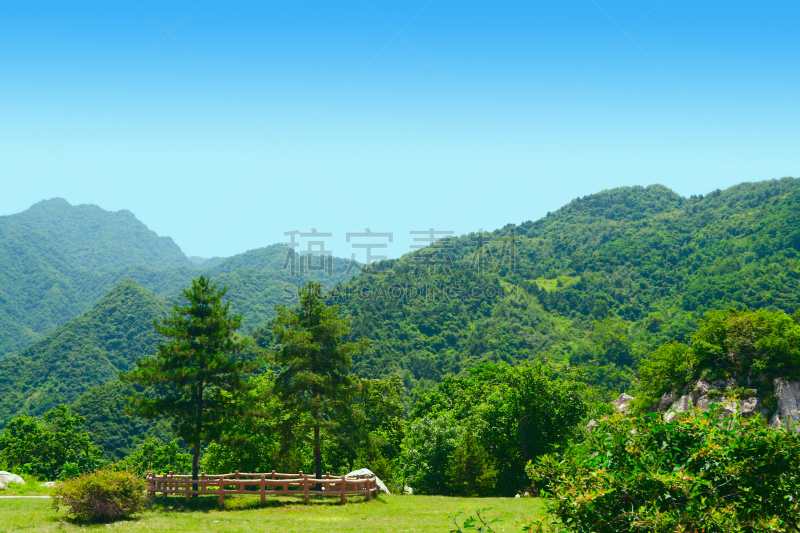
367, 475, 372, 501
260, 474, 266, 506
200, 472, 205, 494
218, 475, 224, 508
303, 473, 310, 504
146, 472, 153, 500
340, 475, 346, 504
185, 474, 190, 502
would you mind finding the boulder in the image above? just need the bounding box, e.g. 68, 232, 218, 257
613, 393, 635, 414
656, 391, 676, 412
710, 378, 736, 390
696, 397, 719, 411
404, 486, 413, 495
40, 481, 58, 488
695, 380, 712, 394
0, 472, 25, 491
771, 379, 800, 432
346, 468, 389, 494
586, 419, 598, 432
739, 397, 762, 418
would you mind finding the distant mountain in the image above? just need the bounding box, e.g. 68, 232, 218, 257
0, 199, 189, 357
250, 178, 800, 394
0, 280, 168, 425
0, 199, 354, 358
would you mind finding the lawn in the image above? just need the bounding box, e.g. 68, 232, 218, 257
0, 493, 546, 532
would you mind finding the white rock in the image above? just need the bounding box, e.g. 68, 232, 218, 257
586, 419, 598, 432
515, 494, 521, 498
40, 481, 58, 488
0, 472, 25, 490
346, 468, 390, 494
403, 486, 413, 495
772, 379, 800, 433
613, 393, 635, 414
739, 397, 762, 418
656, 391, 676, 412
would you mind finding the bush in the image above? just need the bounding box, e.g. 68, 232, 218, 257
112, 439, 191, 477
52, 470, 145, 523
528, 407, 800, 532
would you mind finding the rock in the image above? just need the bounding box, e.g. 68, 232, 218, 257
40, 481, 57, 488
695, 380, 712, 394
515, 494, 521, 498
586, 419, 598, 431
524, 491, 530, 497
0, 472, 25, 491
404, 486, 413, 495
664, 411, 678, 423
613, 393, 635, 414
346, 469, 389, 494
739, 397, 762, 418
710, 378, 736, 390
771, 379, 800, 432
656, 391, 676, 412
696, 398, 718, 411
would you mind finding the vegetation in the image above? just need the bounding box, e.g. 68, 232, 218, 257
529, 408, 800, 532
111, 439, 192, 477
636, 307, 800, 410
52, 469, 145, 522
399, 363, 586, 496
272, 281, 364, 481
0, 405, 102, 480
121, 276, 257, 483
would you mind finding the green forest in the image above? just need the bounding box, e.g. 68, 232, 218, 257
2, 179, 800, 530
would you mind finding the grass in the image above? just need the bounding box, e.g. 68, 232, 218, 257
532, 276, 580, 292
0, 493, 546, 532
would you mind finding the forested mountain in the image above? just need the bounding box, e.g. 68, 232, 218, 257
252, 178, 800, 395
0, 198, 352, 358
0, 280, 168, 425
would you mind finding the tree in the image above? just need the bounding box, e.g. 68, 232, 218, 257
272, 281, 362, 481
120, 276, 256, 486
0, 405, 103, 480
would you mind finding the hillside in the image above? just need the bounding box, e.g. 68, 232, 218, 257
0, 199, 190, 357
0, 280, 169, 425
249, 178, 800, 395
0, 199, 353, 358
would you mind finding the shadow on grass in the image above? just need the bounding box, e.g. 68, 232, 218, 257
146, 493, 379, 514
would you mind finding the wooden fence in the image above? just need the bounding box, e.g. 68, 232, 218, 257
146, 470, 378, 506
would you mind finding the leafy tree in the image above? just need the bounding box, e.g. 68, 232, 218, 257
529, 408, 800, 532
0, 405, 103, 480
120, 276, 256, 485
446, 430, 497, 496
112, 439, 191, 477
272, 281, 362, 481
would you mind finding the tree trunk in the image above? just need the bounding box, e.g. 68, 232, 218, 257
192, 381, 204, 496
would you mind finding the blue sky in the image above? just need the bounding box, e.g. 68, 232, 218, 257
1, 1, 799, 261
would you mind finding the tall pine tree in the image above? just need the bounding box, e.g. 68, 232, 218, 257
272, 281, 362, 481
121, 276, 256, 485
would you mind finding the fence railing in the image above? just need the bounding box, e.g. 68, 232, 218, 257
146, 470, 378, 506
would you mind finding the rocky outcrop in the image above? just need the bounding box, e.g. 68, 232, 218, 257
613, 393, 635, 414
0, 472, 25, 491
769, 379, 800, 432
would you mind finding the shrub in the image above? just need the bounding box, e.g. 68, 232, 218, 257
112, 439, 191, 477
528, 407, 800, 532
52, 470, 145, 523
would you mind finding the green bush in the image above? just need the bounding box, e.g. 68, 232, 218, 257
52, 470, 145, 523
528, 408, 800, 532
111, 439, 191, 477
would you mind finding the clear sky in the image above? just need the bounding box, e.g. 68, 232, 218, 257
1, 1, 799, 261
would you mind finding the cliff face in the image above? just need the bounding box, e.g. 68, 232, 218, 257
656, 378, 800, 432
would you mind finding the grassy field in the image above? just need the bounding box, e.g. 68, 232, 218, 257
0, 493, 546, 532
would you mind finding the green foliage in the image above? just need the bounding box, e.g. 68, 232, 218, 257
637, 308, 800, 403
529, 409, 800, 532
398, 363, 586, 496
272, 281, 363, 480
52, 469, 145, 523
446, 431, 497, 497
112, 439, 191, 477
0, 406, 103, 480
0, 280, 168, 427
121, 276, 258, 479
450, 508, 503, 533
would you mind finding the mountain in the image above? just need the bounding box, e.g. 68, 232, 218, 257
249, 178, 800, 394
0, 198, 190, 357
0, 199, 354, 358
0, 280, 168, 425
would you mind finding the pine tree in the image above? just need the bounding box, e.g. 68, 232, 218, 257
121, 276, 256, 486
272, 281, 362, 481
